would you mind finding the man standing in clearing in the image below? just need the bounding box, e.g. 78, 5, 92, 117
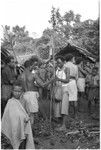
64, 54, 78, 118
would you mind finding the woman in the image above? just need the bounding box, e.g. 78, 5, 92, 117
54, 56, 70, 131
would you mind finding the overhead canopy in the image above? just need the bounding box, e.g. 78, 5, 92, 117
55, 43, 96, 62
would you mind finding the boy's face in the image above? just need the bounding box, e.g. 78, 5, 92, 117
92, 69, 97, 76
13, 86, 23, 99
9, 58, 15, 68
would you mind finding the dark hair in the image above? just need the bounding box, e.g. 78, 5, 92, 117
13, 80, 23, 88
55, 56, 64, 62
29, 56, 39, 66
5, 56, 14, 64
24, 60, 30, 68
76, 57, 83, 65
65, 53, 74, 62
92, 66, 98, 71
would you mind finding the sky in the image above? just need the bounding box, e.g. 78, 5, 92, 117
0, 0, 99, 38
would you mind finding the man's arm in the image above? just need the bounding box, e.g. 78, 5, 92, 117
56, 67, 70, 83
34, 73, 54, 88
5, 67, 16, 85
79, 66, 87, 77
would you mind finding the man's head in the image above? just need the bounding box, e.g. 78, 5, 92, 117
24, 60, 31, 69
65, 53, 75, 63
55, 56, 64, 68
6, 56, 15, 68
76, 57, 83, 66
32, 61, 39, 70
92, 67, 98, 76
13, 81, 23, 99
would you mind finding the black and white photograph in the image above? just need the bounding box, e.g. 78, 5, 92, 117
1, 0, 100, 149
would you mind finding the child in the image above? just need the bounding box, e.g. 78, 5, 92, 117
86, 67, 99, 114
76, 57, 87, 112
1, 81, 35, 149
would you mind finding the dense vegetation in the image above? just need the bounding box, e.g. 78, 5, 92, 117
1, 8, 99, 61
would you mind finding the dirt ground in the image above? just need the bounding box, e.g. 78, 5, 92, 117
1, 101, 100, 149
33, 111, 99, 149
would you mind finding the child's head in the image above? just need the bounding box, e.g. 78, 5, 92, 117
92, 67, 98, 76
13, 81, 23, 99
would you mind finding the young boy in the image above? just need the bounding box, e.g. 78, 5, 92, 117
1, 82, 35, 149
76, 57, 87, 112
87, 67, 99, 114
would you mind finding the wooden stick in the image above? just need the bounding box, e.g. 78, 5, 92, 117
66, 130, 79, 136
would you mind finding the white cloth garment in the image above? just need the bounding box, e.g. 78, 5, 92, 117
64, 62, 78, 101
54, 68, 69, 117
68, 79, 78, 101
23, 91, 39, 113
77, 78, 85, 92
1, 98, 35, 149
56, 68, 67, 86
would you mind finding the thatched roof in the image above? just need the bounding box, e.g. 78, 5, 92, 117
55, 43, 96, 62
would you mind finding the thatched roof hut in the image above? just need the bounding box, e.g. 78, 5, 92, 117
55, 43, 96, 63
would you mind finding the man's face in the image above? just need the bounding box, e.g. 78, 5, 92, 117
13, 86, 23, 99
92, 69, 97, 76
9, 58, 15, 68
72, 57, 75, 64
57, 59, 63, 68
34, 61, 38, 69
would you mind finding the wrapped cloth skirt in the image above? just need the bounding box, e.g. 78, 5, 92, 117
77, 78, 85, 92
68, 79, 78, 101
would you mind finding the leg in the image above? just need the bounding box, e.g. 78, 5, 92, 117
88, 100, 91, 114
73, 101, 78, 118
30, 113, 34, 127
78, 92, 81, 112
19, 138, 27, 149
57, 91, 69, 131
78, 92, 85, 112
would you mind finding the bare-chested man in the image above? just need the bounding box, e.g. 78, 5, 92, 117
18, 60, 55, 126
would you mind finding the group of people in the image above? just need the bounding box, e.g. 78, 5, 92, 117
53, 54, 99, 131
1, 53, 99, 149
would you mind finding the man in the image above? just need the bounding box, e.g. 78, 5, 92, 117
18, 60, 55, 124
54, 56, 70, 131
34, 63, 55, 120
64, 54, 78, 118
86, 67, 99, 115
1, 56, 17, 114
76, 57, 87, 112
17, 60, 39, 127
1, 81, 35, 149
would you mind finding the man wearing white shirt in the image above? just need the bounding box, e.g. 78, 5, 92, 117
64, 54, 78, 118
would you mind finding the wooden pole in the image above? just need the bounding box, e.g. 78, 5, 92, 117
49, 29, 55, 129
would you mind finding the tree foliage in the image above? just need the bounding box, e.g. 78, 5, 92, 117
1, 8, 99, 62
48, 7, 99, 58
1, 25, 36, 56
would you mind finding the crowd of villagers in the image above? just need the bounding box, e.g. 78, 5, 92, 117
1, 53, 99, 149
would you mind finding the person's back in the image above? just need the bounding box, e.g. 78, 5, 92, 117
65, 61, 78, 80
